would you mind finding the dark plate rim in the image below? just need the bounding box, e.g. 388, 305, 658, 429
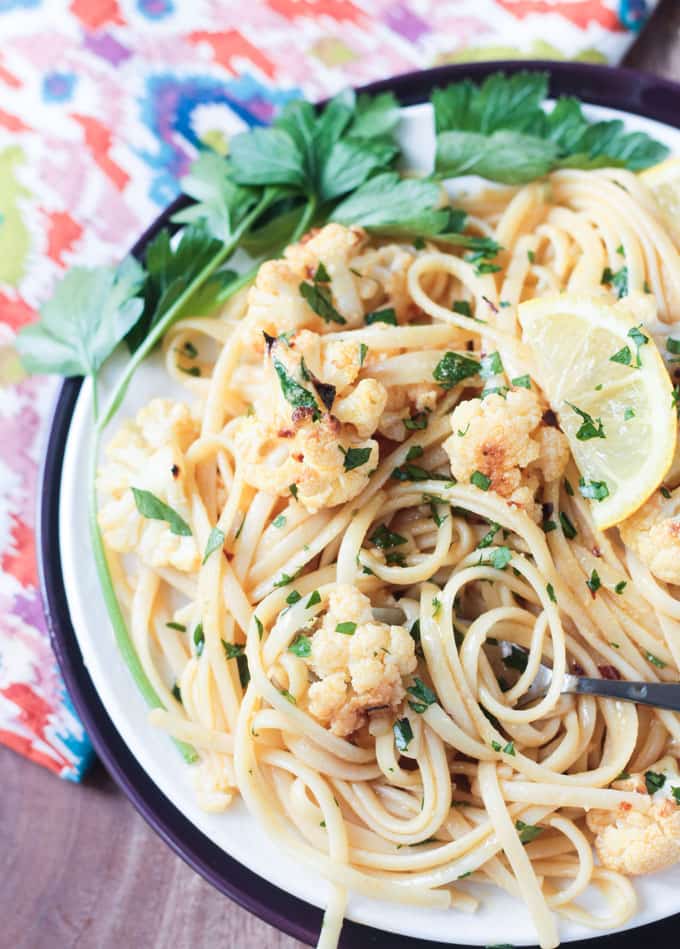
38, 60, 680, 948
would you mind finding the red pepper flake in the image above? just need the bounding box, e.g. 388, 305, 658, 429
291, 406, 315, 424
572, 661, 585, 675
278, 429, 294, 439
542, 409, 558, 428
592, 546, 602, 558
598, 665, 621, 680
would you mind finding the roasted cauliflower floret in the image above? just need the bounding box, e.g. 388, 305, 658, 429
284, 223, 367, 325
229, 415, 378, 514
378, 383, 440, 441
444, 389, 569, 520
619, 486, 680, 584
334, 379, 387, 439
305, 586, 417, 737
243, 259, 325, 350
98, 399, 200, 571
353, 244, 416, 321
586, 757, 680, 875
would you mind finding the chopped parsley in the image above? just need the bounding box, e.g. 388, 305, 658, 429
403, 412, 428, 431
223, 640, 250, 688
171, 683, 182, 704
273, 358, 318, 414
299, 277, 346, 324
432, 351, 479, 390
667, 337, 680, 355
131, 487, 192, 537
546, 583, 557, 604
193, 623, 205, 656
610, 325, 649, 368
280, 688, 297, 704
645, 770, 666, 795
407, 677, 437, 713
601, 265, 628, 299
559, 511, 577, 539
586, 569, 601, 595
471, 470, 491, 491
527, 250, 535, 264
336, 621, 357, 635
614, 581, 627, 595
661, 485, 672, 499
359, 342, 368, 366
452, 300, 472, 317
482, 546, 512, 570
515, 820, 543, 844
289, 483, 299, 500
393, 717, 414, 752
406, 445, 424, 461
579, 478, 609, 501
285, 590, 302, 606
202, 526, 225, 564
566, 402, 605, 440
511, 374, 531, 389
477, 522, 501, 549
166, 621, 186, 632
480, 351, 504, 379
288, 634, 312, 658
564, 478, 574, 497
306, 590, 321, 608
624, 407, 635, 421
341, 446, 372, 471
646, 651, 666, 668
432, 596, 442, 618
672, 786, 680, 804
254, 615, 263, 639
272, 514, 286, 529
366, 307, 397, 326
369, 524, 407, 549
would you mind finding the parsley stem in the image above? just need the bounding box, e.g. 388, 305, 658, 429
96, 191, 275, 433
290, 196, 317, 244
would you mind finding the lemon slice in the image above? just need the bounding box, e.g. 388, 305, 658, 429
518, 294, 676, 530
640, 157, 680, 246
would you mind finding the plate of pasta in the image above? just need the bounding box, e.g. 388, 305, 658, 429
33, 62, 680, 948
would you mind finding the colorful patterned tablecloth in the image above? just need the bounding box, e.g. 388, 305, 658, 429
0, 0, 658, 780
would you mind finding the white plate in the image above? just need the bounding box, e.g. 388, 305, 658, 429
59, 99, 680, 945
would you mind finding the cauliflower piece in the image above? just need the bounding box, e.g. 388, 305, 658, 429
243, 258, 325, 351
378, 383, 440, 441
284, 223, 367, 325
586, 757, 680, 875
444, 389, 569, 520
98, 399, 200, 571
193, 755, 234, 813
619, 486, 680, 584
334, 379, 387, 439
305, 586, 417, 737
229, 414, 378, 514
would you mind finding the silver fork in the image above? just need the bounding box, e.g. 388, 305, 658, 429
500, 642, 680, 712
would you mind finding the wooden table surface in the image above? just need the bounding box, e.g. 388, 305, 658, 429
4, 5, 680, 947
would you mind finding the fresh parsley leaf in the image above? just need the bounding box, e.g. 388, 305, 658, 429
645, 770, 666, 795
202, 527, 225, 564
131, 488, 192, 536
336, 621, 357, 635
547, 583, 557, 603
331, 172, 447, 238
614, 581, 627, 594
288, 634, 312, 658
667, 337, 680, 355
285, 590, 302, 606
566, 402, 606, 440
17, 259, 145, 376
406, 445, 424, 461
453, 300, 472, 317
342, 446, 372, 471
433, 351, 479, 389
628, 325, 649, 367
393, 716, 414, 752
173, 150, 258, 242
484, 547, 512, 570
306, 590, 321, 608
586, 569, 601, 595
404, 412, 428, 431
166, 621, 186, 632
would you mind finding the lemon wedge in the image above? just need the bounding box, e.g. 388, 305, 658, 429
518, 294, 676, 530
640, 157, 680, 246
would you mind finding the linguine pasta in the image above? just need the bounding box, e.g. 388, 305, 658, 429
97, 166, 680, 949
